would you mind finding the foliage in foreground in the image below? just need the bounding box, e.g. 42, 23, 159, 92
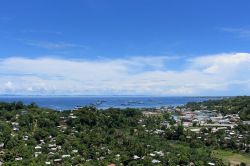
0, 101, 230, 165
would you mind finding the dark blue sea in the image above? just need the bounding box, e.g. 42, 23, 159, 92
0, 96, 218, 111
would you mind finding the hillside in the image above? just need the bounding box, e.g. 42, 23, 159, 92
0, 101, 225, 165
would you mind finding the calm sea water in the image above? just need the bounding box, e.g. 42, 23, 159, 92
0, 96, 216, 111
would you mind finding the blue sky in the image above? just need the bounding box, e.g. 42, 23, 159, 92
1, 0, 250, 96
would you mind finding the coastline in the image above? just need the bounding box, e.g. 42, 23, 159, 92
0, 96, 220, 111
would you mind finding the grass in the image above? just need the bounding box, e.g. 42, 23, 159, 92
169, 141, 250, 165
212, 149, 250, 165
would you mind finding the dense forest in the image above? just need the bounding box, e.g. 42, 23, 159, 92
0, 97, 249, 165
186, 96, 250, 120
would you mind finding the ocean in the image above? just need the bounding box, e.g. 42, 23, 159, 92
0, 96, 218, 111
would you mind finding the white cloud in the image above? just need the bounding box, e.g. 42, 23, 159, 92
26, 41, 82, 49
4, 81, 13, 89
220, 27, 250, 38
21, 29, 62, 35
0, 53, 250, 95
191, 53, 250, 77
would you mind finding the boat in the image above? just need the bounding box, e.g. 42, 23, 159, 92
73, 106, 83, 110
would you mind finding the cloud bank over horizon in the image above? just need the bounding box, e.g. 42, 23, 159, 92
0, 52, 250, 96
